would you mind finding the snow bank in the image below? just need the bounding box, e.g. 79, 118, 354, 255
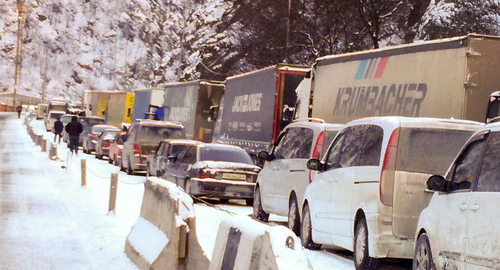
127, 217, 168, 264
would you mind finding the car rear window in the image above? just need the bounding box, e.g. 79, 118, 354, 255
50, 113, 64, 119
138, 126, 184, 143
200, 147, 253, 164
103, 132, 118, 140
94, 126, 117, 133
81, 118, 105, 127
396, 128, 474, 175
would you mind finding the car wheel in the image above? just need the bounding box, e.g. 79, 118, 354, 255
413, 233, 435, 270
301, 204, 321, 250
354, 218, 379, 270
120, 159, 125, 171
146, 164, 150, 179
288, 198, 301, 236
184, 179, 192, 195
126, 158, 134, 175
252, 188, 269, 222
245, 198, 253, 206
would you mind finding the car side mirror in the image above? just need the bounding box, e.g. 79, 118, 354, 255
426, 175, 446, 192
307, 158, 323, 171
257, 151, 269, 161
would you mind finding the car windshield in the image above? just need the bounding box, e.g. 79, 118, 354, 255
102, 131, 118, 140
396, 128, 474, 175
199, 147, 253, 164
137, 126, 184, 143
81, 118, 105, 128
61, 116, 74, 124
93, 126, 117, 133
50, 112, 64, 119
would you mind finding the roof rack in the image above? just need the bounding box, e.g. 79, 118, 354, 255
293, 118, 325, 124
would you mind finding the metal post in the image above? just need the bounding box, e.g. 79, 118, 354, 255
108, 173, 118, 213
81, 159, 86, 187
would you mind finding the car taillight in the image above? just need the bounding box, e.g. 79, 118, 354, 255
309, 131, 325, 183
90, 135, 96, 140
133, 144, 140, 156
104, 142, 110, 147
380, 128, 399, 206
199, 171, 211, 179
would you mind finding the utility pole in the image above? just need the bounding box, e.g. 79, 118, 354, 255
285, 0, 291, 62
13, 0, 25, 107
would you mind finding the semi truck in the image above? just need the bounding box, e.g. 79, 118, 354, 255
212, 64, 310, 155
131, 88, 164, 121
162, 80, 224, 142
95, 91, 134, 128
81, 91, 99, 116
301, 34, 500, 124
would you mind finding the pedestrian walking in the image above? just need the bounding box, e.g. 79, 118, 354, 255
53, 117, 64, 144
64, 116, 83, 155
17, 105, 22, 119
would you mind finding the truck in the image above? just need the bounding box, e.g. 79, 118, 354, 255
304, 34, 500, 124
35, 103, 48, 120
212, 64, 310, 155
131, 88, 164, 121
81, 91, 99, 116
97, 91, 135, 128
48, 98, 69, 115
161, 80, 224, 142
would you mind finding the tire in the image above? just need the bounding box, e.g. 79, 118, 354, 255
288, 198, 301, 236
108, 156, 112, 164
301, 204, 321, 250
184, 179, 192, 195
354, 218, 379, 270
120, 159, 125, 171
252, 188, 269, 222
245, 198, 253, 206
413, 233, 435, 270
126, 157, 134, 175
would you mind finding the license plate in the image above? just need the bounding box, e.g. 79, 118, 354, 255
222, 173, 247, 180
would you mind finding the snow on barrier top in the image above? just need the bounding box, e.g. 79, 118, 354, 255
209, 215, 313, 270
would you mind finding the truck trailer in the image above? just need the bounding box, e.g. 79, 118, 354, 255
162, 80, 224, 142
306, 34, 500, 124
95, 91, 134, 128
213, 64, 309, 155
131, 88, 164, 121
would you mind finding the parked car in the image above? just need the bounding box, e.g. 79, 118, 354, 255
413, 122, 500, 270
44, 111, 65, 132
122, 120, 186, 175
95, 129, 121, 159
82, 124, 119, 154
253, 118, 343, 235
109, 132, 127, 166
302, 116, 482, 270
162, 143, 261, 205
79, 116, 105, 146
61, 114, 79, 143
146, 139, 200, 178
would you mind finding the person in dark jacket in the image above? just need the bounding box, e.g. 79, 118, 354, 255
65, 116, 83, 155
53, 117, 64, 144
17, 105, 22, 119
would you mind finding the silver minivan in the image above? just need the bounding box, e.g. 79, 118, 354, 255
253, 118, 343, 235
302, 117, 482, 270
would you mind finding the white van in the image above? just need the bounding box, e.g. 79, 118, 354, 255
302, 117, 482, 270
414, 122, 500, 270
36, 103, 48, 120
253, 118, 343, 235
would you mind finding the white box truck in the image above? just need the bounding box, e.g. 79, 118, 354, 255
298, 34, 500, 123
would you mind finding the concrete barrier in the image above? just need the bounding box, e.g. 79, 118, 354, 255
209, 217, 313, 270
125, 178, 209, 270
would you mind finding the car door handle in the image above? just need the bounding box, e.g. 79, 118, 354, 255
459, 204, 468, 211
469, 204, 479, 211
326, 178, 338, 183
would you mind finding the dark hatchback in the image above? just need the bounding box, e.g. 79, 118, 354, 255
162, 143, 261, 205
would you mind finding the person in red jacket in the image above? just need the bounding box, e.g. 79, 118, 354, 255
64, 116, 83, 155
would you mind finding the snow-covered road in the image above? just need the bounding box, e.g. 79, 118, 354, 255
4, 112, 411, 269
